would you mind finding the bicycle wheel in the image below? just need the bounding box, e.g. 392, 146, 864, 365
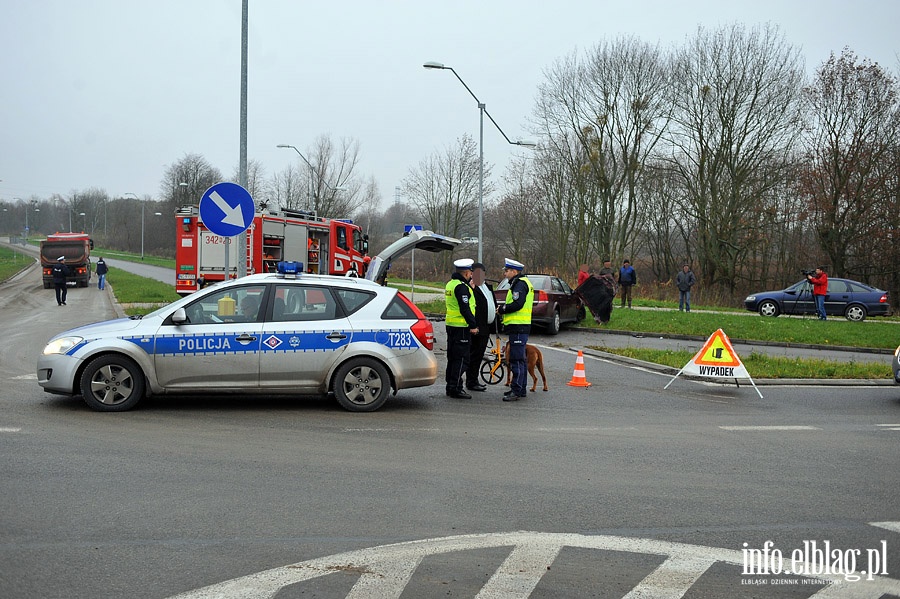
480, 359, 506, 385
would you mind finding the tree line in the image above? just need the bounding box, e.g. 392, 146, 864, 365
4, 23, 898, 309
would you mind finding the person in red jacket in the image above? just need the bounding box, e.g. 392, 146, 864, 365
807, 266, 828, 320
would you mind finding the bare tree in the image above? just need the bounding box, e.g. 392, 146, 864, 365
799, 47, 900, 279
160, 153, 224, 214
231, 159, 269, 206
269, 163, 305, 212
531, 37, 669, 271
280, 135, 366, 218
665, 23, 804, 292
401, 134, 488, 238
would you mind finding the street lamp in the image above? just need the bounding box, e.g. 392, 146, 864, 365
17, 198, 39, 243
276, 144, 344, 212
79, 212, 86, 232
423, 61, 537, 262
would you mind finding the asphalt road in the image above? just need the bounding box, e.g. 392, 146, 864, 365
2, 259, 900, 597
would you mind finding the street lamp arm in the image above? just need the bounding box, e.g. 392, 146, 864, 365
276, 144, 343, 192
424, 63, 538, 148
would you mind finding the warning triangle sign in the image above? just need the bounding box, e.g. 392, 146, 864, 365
665, 329, 763, 397
693, 329, 741, 367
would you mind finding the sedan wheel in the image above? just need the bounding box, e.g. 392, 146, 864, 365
333, 358, 391, 412
546, 309, 561, 335
845, 304, 867, 322
758, 300, 780, 317
79, 355, 145, 412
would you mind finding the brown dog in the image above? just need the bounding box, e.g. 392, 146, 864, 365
504, 343, 549, 392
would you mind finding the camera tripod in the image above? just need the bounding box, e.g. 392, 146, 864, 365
789, 280, 815, 318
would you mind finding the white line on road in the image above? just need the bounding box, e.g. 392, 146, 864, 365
0, 427, 22, 432
871, 522, 900, 534
719, 425, 820, 431
11, 374, 37, 380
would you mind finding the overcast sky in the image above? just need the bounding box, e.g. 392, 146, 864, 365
1, 0, 897, 210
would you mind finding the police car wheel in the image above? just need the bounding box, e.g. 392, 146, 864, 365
79, 354, 145, 412
333, 358, 391, 412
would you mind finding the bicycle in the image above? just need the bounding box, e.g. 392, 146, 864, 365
479, 332, 507, 385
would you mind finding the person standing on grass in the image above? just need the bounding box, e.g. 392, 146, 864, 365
618, 259, 636, 308
807, 266, 828, 320
675, 263, 696, 312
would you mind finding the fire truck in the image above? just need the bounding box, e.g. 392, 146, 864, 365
174, 205, 368, 295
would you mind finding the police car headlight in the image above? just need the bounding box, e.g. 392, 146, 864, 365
43, 336, 83, 355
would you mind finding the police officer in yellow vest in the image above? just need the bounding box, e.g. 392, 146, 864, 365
445, 258, 479, 398
497, 258, 533, 401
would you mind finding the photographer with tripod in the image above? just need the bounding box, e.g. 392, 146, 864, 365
806, 266, 829, 320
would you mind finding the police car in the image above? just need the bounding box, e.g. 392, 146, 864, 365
37, 256, 445, 412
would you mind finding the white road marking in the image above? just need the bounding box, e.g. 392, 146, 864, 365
166, 531, 900, 599
719, 425, 820, 431
870, 521, 900, 534
0, 427, 22, 433
11, 374, 37, 380
876, 424, 900, 431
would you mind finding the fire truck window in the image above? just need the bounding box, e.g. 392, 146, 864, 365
337, 227, 348, 250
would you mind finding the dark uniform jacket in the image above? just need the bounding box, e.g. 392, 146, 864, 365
51, 263, 70, 285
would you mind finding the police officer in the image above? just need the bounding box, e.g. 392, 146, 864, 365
445, 258, 478, 399
51, 256, 70, 306
497, 258, 533, 401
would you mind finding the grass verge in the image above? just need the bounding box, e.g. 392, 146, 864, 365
107, 267, 180, 315
0, 245, 35, 281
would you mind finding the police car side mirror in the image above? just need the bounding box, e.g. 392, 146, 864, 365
171, 308, 188, 325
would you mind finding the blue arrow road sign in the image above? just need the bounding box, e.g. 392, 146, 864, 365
199, 182, 255, 237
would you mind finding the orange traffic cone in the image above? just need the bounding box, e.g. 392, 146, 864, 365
567, 351, 592, 387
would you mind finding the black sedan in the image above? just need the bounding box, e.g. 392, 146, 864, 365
495, 274, 585, 334
744, 278, 890, 321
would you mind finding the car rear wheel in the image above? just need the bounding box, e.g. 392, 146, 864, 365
79, 354, 145, 412
333, 358, 391, 412
758, 300, 780, 317
845, 304, 867, 322
546, 309, 561, 335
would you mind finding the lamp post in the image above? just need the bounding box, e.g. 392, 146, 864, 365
124, 192, 150, 260
276, 144, 344, 213
79, 212, 86, 232
423, 61, 537, 262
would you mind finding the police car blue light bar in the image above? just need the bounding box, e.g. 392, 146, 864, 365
277, 261, 303, 276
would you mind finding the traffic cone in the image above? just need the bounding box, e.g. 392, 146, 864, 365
567, 351, 592, 387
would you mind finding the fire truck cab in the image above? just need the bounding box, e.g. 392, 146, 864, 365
175, 205, 367, 295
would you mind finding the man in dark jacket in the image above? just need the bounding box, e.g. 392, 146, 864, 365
675, 264, 696, 312
96, 257, 108, 290
618, 259, 637, 308
466, 262, 495, 392
51, 256, 70, 306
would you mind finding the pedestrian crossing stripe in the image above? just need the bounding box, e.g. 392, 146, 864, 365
692, 328, 741, 367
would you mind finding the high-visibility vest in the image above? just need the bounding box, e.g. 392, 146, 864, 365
445, 279, 477, 327
503, 277, 533, 325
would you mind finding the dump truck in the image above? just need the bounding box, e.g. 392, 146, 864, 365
40, 232, 93, 289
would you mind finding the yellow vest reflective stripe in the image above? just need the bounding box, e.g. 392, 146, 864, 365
445, 279, 476, 327
504, 277, 533, 325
